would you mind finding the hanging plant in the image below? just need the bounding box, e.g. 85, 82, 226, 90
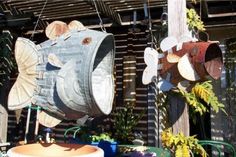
179, 81, 226, 115
186, 8, 205, 32
161, 128, 207, 157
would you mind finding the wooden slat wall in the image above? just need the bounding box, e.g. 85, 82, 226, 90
110, 26, 151, 145
7, 25, 159, 146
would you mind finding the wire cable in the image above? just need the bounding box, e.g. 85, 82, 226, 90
30, 0, 48, 40
147, 0, 154, 48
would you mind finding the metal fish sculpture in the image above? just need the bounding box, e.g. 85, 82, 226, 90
142, 35, 223, 91
8, 21, 115, 127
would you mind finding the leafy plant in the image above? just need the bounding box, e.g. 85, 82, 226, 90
179, 81, 226, 115
187, 8, 205, 32
113, 102, 144, 144
161, 128, 207, 157
90, 133, 115, 143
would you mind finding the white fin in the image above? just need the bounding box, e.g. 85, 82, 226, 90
167, 53, 180, 63
76, 115, 89, 126
160, 36, 178, 52
45, 21, 69, 40
142, 47, 159, 85
38, 111, 62, 128
8, 38, 39, 110
48, 53, 64, 68
144, 47, 158, 65
68, 20, 86, 31
142, 66, 157, 85
177, 53, 200, 81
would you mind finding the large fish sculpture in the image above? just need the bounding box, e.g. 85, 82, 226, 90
8, 21, 115, 127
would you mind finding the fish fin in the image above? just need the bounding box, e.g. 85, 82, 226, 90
45, 21, 69, 40
38, 111, 62, 128
68, 20, 86, 31
8, 37, 39, 110
48, 53, 64, 68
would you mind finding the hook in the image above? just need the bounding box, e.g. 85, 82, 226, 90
93, 0, 106, 32
161, 12, 168, 26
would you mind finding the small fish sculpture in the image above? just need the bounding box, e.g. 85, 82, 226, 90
142, 35, 223, 91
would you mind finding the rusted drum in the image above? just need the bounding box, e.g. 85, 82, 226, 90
7, 143, 104, 157
159, 42, 223, 85
8, 28, 115, 121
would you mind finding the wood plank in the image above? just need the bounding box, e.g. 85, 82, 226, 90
40, 12, 97, 21
16, 1, 88, 11
38, 7, 95, 17
168, 0, 189, 136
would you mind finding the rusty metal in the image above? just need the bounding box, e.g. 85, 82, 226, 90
82, 37, 92, 45
159, 42, 223, 85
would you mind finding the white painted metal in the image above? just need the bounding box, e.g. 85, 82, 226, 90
168, 0, 190, 136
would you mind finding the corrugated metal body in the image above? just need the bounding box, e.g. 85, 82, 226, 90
33, 29, 115, 119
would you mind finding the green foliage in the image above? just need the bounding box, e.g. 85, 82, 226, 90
65, 126, 115, 143
187, 8, 205, 31
90, 133, 115, 142
156, 91, 171, 129
113, 102, 144, 144
180, 81, 226, 115
161, 128, 207, 157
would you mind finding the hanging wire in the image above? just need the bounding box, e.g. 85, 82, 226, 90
93, 0, 106, 32
147, 0, 154, 48
199, 0, 202, 20
30, 0, 48, 40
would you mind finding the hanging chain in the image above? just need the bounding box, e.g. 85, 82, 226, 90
93, 0, 106, 32
30, 0, 47, 40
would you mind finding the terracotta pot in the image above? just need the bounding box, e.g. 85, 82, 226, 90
7, 143, 104, 157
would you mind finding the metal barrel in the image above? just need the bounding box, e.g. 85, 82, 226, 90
33, 29, 115, 119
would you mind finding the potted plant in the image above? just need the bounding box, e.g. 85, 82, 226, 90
90, 133, 117, 157
64, 126, 117, 157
